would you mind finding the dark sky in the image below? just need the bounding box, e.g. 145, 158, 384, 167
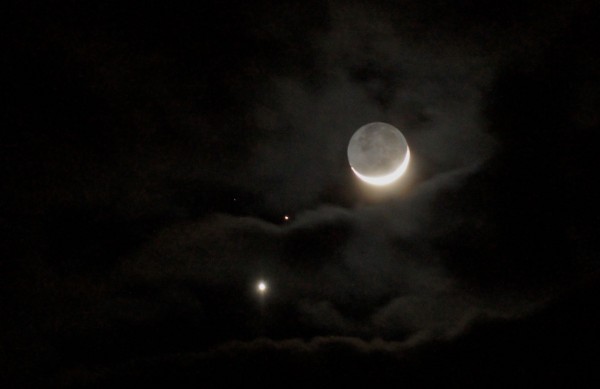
3, 0, 599, 387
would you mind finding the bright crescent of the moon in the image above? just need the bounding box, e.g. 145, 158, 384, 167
351, 146, 410, 186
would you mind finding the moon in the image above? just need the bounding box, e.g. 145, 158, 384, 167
347, 122, 410, 186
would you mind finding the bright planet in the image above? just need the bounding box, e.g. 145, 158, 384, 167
347, 122, 410, 186
257, 281, 267, 294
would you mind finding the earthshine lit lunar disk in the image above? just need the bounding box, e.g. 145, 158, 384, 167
347, 122, 410, 186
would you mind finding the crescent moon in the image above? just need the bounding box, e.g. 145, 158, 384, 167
351, 146, 410, 186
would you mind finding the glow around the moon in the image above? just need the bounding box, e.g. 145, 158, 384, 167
351, 146, 410, 186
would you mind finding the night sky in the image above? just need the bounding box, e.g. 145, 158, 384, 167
3, 0, 600, 387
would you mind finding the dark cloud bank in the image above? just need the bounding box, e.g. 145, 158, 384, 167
2, 0, 599, 387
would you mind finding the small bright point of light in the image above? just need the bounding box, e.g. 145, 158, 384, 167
284, 215, 289, 221
257, 281, 267, 293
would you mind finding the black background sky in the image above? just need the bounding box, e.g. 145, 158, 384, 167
3, 0, 600, 387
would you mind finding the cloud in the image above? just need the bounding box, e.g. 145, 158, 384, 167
5, 2, 598, 387
51, 281, 600, 387
59, 336, 411, 387
246, 2, 497, 212
118, 164, 541, 349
